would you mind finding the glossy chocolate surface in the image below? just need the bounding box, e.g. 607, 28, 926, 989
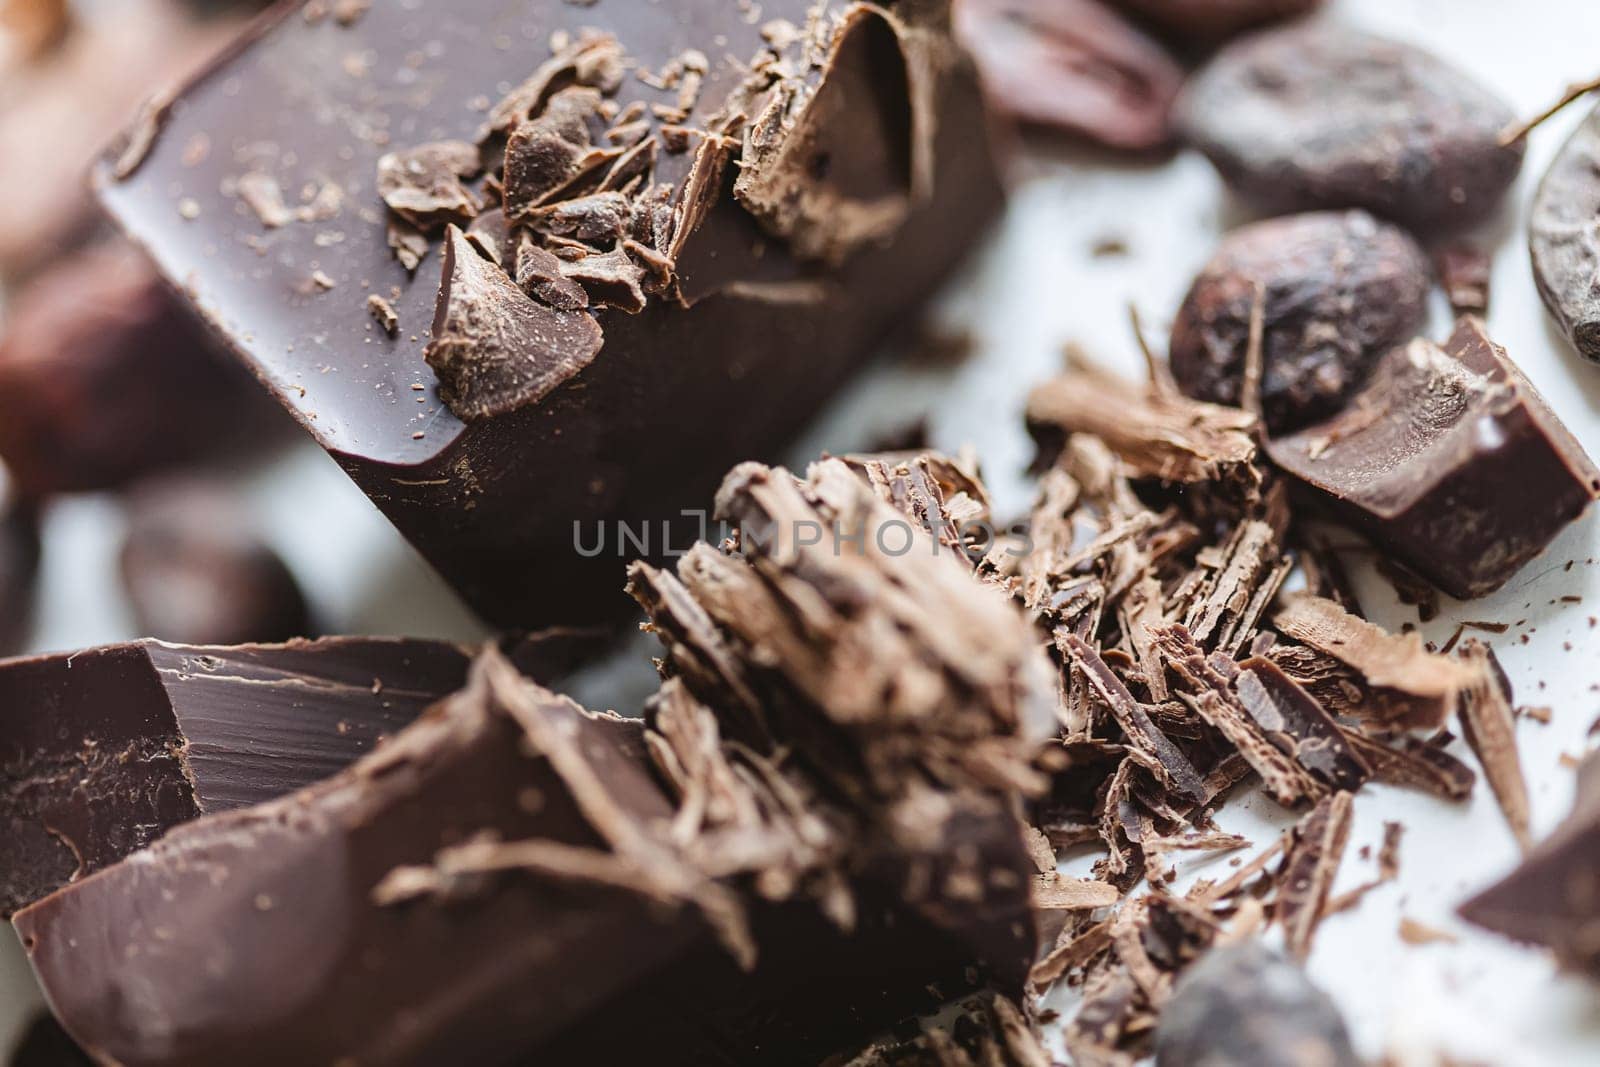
97, 0, 1004, 626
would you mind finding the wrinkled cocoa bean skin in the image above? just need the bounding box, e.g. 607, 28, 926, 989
1179, 24, 1524, 230
1170, 210, 1431, 434
1110, 0, 1321, 44
1531, 102, 1600, 364
955, 0, 1185, 151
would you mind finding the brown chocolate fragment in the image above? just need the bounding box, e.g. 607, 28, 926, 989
424, 226, 604, 420
1169, 211, 1431, 434
1026, 354, 1261, 495
954, 0, 1184, 151
376, 140, 482, 231
1236, 656, 1370, 795
1436, 242, 1492, 317
1154, 941, 1358, 1067
1179, 24, 1525, 229
365, 293, 398, 335
1270, 594, 1477, 730
1110, 0, 1321, 43
1460, 748, 1600, 978
1455, 639, 1532, 851
118, 480, 311, 646
0, 241, 283, 495
1276, 790, 1353, 961
0, 635, 474, 916
1269, 319, 1600, 600
1530, 103, 1600, 362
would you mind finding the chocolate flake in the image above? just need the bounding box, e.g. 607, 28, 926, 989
365, 293, 398, 335
1276, 791, 1353, 962
424, 226, 603, 420
1026, 354, 1261, 495
1456, 639, 1533, 850
515, 233, 590, 309
1271, 594, 1476, 730
376, 139, 483, 231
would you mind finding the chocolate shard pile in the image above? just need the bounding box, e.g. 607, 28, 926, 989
11, 453, 1059, 1066
1269, 317, 1600, 599
1461, 749, 1600, 977
94, 0, 1006, 628
0, 636, 475, 916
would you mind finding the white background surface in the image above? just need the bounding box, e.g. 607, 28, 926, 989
8, 0, 1600, 1061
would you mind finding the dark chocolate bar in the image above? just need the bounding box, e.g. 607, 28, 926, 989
15, 653, 1040, 1067
95, 0, 1005, 628
0, 636, 471, 916
1268, 318, 1600, 599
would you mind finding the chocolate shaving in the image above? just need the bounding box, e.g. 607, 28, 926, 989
1236, 657, 1371, 794
1272, 594, 1476, 729
1025, 356, 1261, 495
424, 226, 603, 420
1275, 791, 1353, 962
365, 294, 398, 336
376, 140, 482, 231
1456, 639, 1532, 851
559, 245, 647, 313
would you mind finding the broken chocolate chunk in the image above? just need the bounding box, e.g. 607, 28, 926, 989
119, 480, 311, 646
1269, 319, 1600, 599
1530, 102, 1600, 363
424, 226, 604, 420
1179, 24, 1524, 229
1436, 242, 1492, 317
955, 0, 1184, 152
1154, 941, 1359, 1067
95, 0, 1006, 628
1169, 211, 1431, 434
515, 233, 590, 309
376, 139, 482, 231
501, 86, 610, 223
1460, 748, 1600, 978
0, 635, 473, 916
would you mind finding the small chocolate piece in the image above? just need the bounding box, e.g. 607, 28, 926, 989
424, 226, 603, 421
95, 0, 1005, 628
0, 635, 472, 916
0, 241, 283, 495
1456, 639, 1532, 851
1436, 242, 1492, 316
1154, 942, 1359, 1067
1169, 211, 1431, 434
1460, 748, 1600, 978
1110, 0, 1321, 43
1269, 319, 1600, 599
119, 480, 311, 646
955, 0, 1184, 151
1179, 24, 1524, 230
7, 1011, 91, 1067
376, 140, 482, 231
1531, 102, 1600, 362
